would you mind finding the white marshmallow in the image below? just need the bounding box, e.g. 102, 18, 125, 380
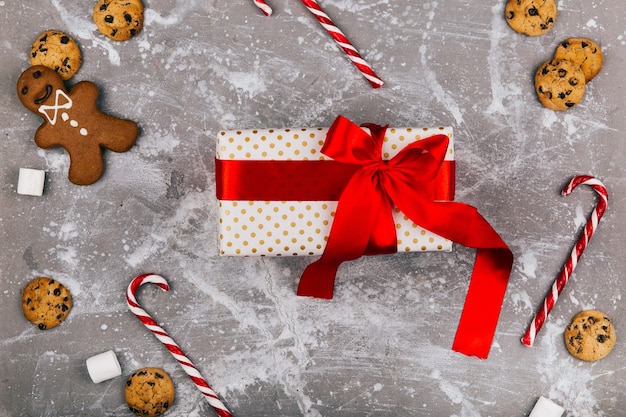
86, 350, 122, 383
529, 396, 565, 417
17, 168, 46, 196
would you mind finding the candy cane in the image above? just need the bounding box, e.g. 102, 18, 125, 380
127, 274, 233, 417
299, 0, 384, 88
521, 175, 608, 346
251, 0, 384, 88
253, 0, 273, 16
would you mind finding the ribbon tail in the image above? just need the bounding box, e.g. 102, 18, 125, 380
451, 247, 514, 359
297, 258, 343, 299
297, 166, 396, 299
391, 192, 513, 359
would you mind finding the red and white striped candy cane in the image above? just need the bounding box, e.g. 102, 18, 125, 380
300, 0, 384, 88
521, 175, 608, 346
127, 273, 233, 417
253, 0, 273, 16
251, 0, 384, 88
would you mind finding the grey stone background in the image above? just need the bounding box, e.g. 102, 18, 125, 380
1, 0, 625, 416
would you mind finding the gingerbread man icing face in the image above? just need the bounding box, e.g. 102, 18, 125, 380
17, 65, 138, 185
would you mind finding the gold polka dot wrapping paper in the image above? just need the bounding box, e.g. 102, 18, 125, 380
216, 125, 455, 257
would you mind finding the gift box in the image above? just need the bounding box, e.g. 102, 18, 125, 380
216, 123, 455, 257
215, 116, 513, 360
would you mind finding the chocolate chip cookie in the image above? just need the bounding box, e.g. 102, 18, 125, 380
29, 30, 82, 80
505, 0, 557, 36
93, 0, 144, 41
535, 59, 586, 110
554, 37, 603, 82
125, 368, 175, 416
21, 277, 72, 330
564, 310, 616, 362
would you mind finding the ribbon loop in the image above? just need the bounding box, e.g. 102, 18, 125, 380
297, 116, 513, 359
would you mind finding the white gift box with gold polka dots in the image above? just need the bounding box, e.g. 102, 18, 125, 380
216, 125, 455, 256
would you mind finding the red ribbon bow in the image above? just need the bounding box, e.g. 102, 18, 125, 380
296, 115, 513, 359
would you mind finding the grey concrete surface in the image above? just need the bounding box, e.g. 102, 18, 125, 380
1, 0, 625, 416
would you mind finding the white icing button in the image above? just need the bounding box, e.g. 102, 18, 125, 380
62, 112, 69, 121
17, 168, 46, 196
80, 128, 88, 136
86, 350, 122, 383
528, 396, 565, 417
70, 120, 78, 127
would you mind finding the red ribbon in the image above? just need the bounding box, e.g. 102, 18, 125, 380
215, 116, 513, 358
295, 116, 513, 359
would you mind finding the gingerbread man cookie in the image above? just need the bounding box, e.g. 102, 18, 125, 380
17, 65, 138, 185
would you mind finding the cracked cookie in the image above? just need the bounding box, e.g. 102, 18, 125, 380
21, 277, 72, 330
125, 368, 175, 416
505, 0, 557, 36
30, 30, 82, 80
564, 310, 616, 362
554, 37, 603, 82
93, 0, 144, 41
535, 59, 586, 110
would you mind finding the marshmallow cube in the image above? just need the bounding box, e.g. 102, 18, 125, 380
86, 350, 122, 383
529, 396, 565, 417
17, 168, 46, 196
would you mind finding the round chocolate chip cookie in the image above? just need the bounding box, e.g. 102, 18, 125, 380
21, 277, 73, 330
505, 0, 557, 36
535, 59, 586, 110
29, 30, 82, 80
125, 368, 175, 417
93, 0, 144, 41
564, 310, 616, 362
554, 37, 603, 82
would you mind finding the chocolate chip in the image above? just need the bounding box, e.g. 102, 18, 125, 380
54, 288, 61, 296
147, 381, 155, 387
21, 87, 28, 95
597, 334, 607, 343
38, 323, 46, 330
100, 3, 108, 11
127, 379, 132, 386
582, 41, 589, 48
105, 15, 114, 23
33, 70, 41, 79
507, 11, 514, 19
558, 68, 567, 77
124, 13, 132, 23
25, 298, 32, 305
155, 372, 164, 379
528, 7, 538, 16
60, 36, 70, 44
